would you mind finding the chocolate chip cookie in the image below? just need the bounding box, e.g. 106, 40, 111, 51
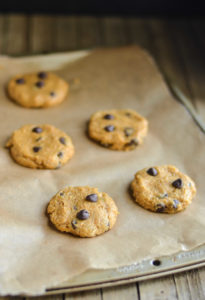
47, 186, 119, 237
88, 109, 148, 151
131, 165, 196, 213
6, 124, 74, 169
7, 71, 69, 108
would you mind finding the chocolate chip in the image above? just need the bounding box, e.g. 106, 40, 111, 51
60, 192, 64, 196
73, 205, 77, 211
173, 199, 180, 209
124, 139, 139, 148
128, 139, 138, 146
124, 127, 134, 137
125, 112, 131, 117
50, 91, 56, 97
147, 167, 158, 176
33, 146, 41, 152
32, 127, 43, 133
57, 152, 63, 158
35, 81, 44, 88
156, 203, 166, 213
86, 193, 98, 202
104, 114, 114, 120
107, 221, 110, 227
16, 78, 25, 84
104, 125, 115, 132
59, 137, 66, 145
71, 220, 77, 229
76, 210, 90, 220
172, 178, 183, 189
38, 71, 47, 79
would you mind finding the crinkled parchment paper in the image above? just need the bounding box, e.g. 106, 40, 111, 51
0, 46, 204, 295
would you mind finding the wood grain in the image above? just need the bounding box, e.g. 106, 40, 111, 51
124, 18, 150, 49
171, 20, 205, 119
139, 275, 177, 300
101, 17, 127, 47
27, 295, 62, 300
0, 15, 7, 53
29, 15, 58, 54
65, 289, 102, 300
198, 267, 205, 295
186, 269, 204, 300
5, 14, 28, 55
56, 16, 78, 52
174, 272, 192, 300
144, 19, 195, 107
102, 283, 138, 300
75, 16, 101, 49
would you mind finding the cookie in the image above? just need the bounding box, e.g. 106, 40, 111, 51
47, 186, 119, 237
6, 124, 74, 169
88, 109, 148, 151
7, 71, 69, 108
131, 165, 196, 213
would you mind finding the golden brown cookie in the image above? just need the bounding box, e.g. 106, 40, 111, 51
6, 124, 74, 169
7, 71, 69, 108
47, 186, 119, 237
131, 165, 196, 213
88, 109, 148, 151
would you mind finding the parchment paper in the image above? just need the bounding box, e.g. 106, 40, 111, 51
0, 46, 204, 296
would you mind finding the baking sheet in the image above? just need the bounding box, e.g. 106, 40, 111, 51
46, 243, 205, 295
0, 46, 204, 296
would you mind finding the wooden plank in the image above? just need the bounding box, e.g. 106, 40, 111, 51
174, 269, 205, 300
174, 273, 192, 300
124, 18, 150, 50
186, 269, 204, 300
65, 289, 102, 299
29, 15, 58, 54
198, 267, 205, 295
102, 283, 139, 300
144, 19, 195, 107
5, 14, 28, 56
100, 17, 127, 47
26, 294, 62, 300
76, 16, 101, 49
0, 15, 4, 52
56, 16, 78, 52
0, 298, 23, 300
170, 20, 205, 116
0, 14, 8, 54
139, 275, 178, 300
176, 20, 205, 121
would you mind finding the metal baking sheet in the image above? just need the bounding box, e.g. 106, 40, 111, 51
46, 243, 205, 295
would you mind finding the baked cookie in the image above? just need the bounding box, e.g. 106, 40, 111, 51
88, 109, 148, 151
47, 186, 119, 237
131, 165, 196, 213
6, 124, 74, 169
7, 71, 69, 108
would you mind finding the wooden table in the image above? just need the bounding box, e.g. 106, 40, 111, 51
0, 14, 205, 300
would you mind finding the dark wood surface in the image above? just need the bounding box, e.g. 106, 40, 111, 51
0, 15, 205, 300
